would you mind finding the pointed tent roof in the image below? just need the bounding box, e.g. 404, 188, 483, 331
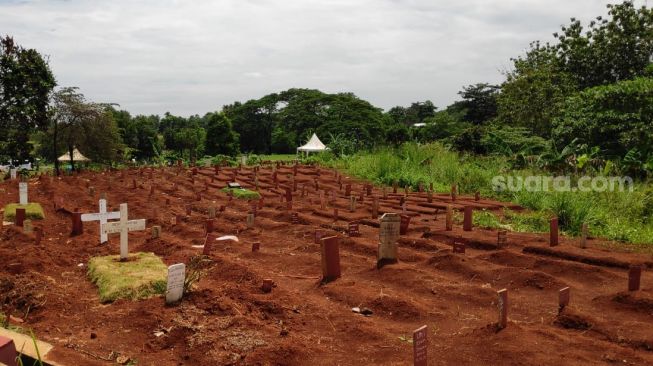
57, 148, 90, 162
297, 133, 328, 152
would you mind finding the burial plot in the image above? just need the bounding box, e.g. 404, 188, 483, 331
378, 213, 400, 268
101, 203, 146, 261
348, 222, 360, 237
463, 206, 473, 231
399, 215, 411, 235
81, 199, 120, 244
550, 217, 559, 247
452, 239, 466, 254
445, 205, 453, 231
559, 287, 570, 313
320, 236, 341, 283
165, 263, 185, 304
413, 325, 428, 366
15, 208, 25, 227
580, 223, 588, 249
497, 289, 508, 329
628, 266, 642, 291
497, 230, 507, 248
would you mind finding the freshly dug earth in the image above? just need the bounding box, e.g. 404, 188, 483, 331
0, 164, 652, 365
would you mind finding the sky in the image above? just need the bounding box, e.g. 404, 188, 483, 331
1, 0, 625, 116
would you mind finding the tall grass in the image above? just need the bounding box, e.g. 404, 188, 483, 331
322, 143, 653, 246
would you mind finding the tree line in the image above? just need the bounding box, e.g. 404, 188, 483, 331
1, 1, 652, 176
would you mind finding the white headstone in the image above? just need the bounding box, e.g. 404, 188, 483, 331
81, 199, 120, 243
10, 168, 17, 180
19, 182, 28, 205
166, 263, 185, 304
101, 203, 146, 260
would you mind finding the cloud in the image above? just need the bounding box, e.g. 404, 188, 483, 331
0, 0, 619, 116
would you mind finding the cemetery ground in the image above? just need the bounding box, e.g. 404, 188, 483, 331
0, 164, 652, 365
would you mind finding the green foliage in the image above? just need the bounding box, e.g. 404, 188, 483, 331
160, 112, 206, 161
386, 101, 436, 126
110, 108, 161, 161
221, 187, 261, 200
0, 36, 56, 161
204, 112, 239, 156
87, 252, 168, 303
553, 77, 653, 174
3, 203, 45, 221
457, 83, 500, 125
331, 142, 653, 245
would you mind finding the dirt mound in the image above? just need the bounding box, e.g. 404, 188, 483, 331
1, 165, 652, 365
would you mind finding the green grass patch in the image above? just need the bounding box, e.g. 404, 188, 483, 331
324, 142, 653, 246
260, 154, 296, 161
3, 203, 45, 222
87, 252, 168, 303
221, 187, 261, 200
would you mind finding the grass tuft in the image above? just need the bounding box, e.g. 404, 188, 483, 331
221, 187, 261, 200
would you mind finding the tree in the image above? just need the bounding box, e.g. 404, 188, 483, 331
0, 36, 56, 161
553, 1, 653, 89
160, 112, 205, 161
203, 112, 239, 156
553, 77, 653, 164
457, 83, 500, 125
386, 101, 436, 126
49, 87, 124, 173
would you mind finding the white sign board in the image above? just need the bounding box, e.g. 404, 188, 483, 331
19, 182, 28, 205
166, 263, 185, 304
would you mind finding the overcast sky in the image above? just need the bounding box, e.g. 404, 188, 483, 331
1, 0, 624, 116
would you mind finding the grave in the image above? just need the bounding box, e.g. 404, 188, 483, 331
580, 223, 588, 249
252, 242, 260, 252
497, 289, 508, 329
399, 215, 411, 235
445, 205, 453, 231
348, 222, 360, 237
101, 203, 146, 261
19, 182, 28, 205
165, 263, 185, 304
497, 230, 507, 248
550, 217, 559, 247
321, 236, 341, 283
413, 325, 428, 366
151, 225, 161, 239
261, 279, 274, 293
558, 287, 570, 313
628, 266, 642, 291
378, 213, 400, 268
81, 199, 120, 244
452, 239, 465, 254
463, 206, 473, 231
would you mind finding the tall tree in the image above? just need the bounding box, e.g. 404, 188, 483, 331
203, 112, 239, 156
49, 87, 124, 173
457, 83, 500, 125
0, 36, 56, 161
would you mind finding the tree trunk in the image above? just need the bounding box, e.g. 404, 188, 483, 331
53, 121, 60, 176
69, 145, 75, 172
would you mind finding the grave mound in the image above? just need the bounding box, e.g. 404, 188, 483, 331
2, 203, 44, 221
87, 252, 167, 303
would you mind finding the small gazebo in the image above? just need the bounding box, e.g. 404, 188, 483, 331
57, 148, 90, 163
297, 133, 328, 156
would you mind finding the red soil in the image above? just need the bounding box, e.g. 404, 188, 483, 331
1, 164, 652, 365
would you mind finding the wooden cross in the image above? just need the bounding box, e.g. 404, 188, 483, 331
101, 203, 146, 260
81, 199, 120, 244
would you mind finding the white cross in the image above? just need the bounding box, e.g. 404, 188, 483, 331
101, 203, 146, 260
81, 199, 120, 244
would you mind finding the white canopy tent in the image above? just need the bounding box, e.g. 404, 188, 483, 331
297, 133, 328, 156
57, 148, 90, 162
